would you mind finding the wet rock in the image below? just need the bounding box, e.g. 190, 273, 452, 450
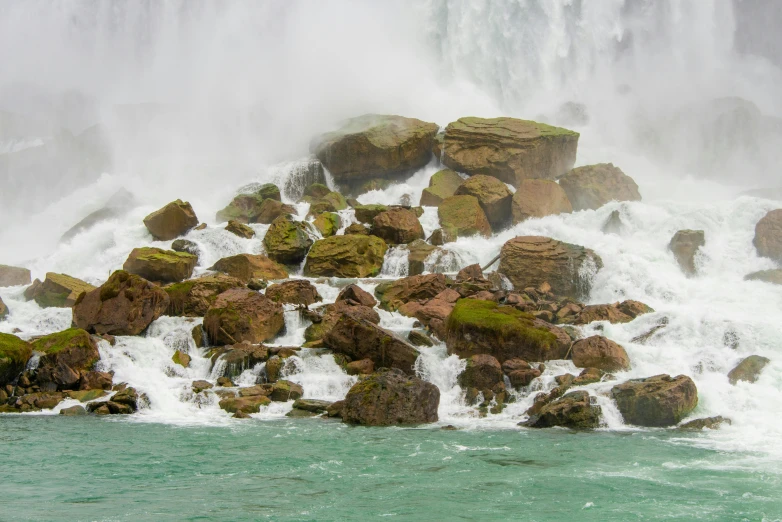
292, 399, 331, 414
256, 199, 298, 225
0, 265, 31, 287
572, 367, 607, 385
0, 296, 7, 320
630, 317, 669, 344
375, 274, 447, 312
262, 215, 313, 265
407, 240, 438, 276
454, 175, 513, 230
336, 284, 377, 308
523, 390, 601, 429
407, 330, 434, 347
745, 269, 782, 285
204, 289, 284, 345
341, 368, 439, 426
437, 195, 491, 238
123, 247, 197, 283
60, 189, 138, 243
265, 280, 322, 307
225, 220, 255, 239
311, 114, 439, 181
344, 223, 370, 235
511, 179, 572, 224
216, 377, 233, 387
164, 274, 244, 317
346, 358, 374, 375
353, 204, 388, 224
571, 336, 630, 372
303, 302, 380, 343
143, 200, 199, 241
326, 400, 344, 418
171, 239, 199, 256
11, 391, 67, 412
611, 374, 698, 427
371, 208, 425, 245
559, 163, 641, 210
399, 288, 461, 340
59, 405, 87, 416
602, 210, 624, 234
66, 389, 107, 402
79, 371, 113, 390
219, 395, 271, 415
32, 328, 100, 391
458, 354, 503, 390
753, 209, 782, 263
270, 380, 303, 402
172, 350, 191, 368
0, 333, 32, 386
727, 355, 770, 384
25, 273, 95, 308
73, 271, 169, 335
669, 230, 705, 276
210, 253, 288, 283
111, 387, 144, 412
313, 212, 341, 237
679, 416, 731, 430
502, 359, 541, 387
427, 227, 457, 246
419, 169, 463, 206
303, 235, 388, 278
215, 194, 266, 224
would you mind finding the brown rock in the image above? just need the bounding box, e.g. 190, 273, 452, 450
210, 254, 288, 283
375, 273, 447, 312
210, 343, 270, 379
336, 284, 377, 308
611, 374, 698, 427
143, 199, 199, 241
204, 289, 284, 345
437, 195, 492, 238
574, 304, 633, 325
745, 269, 782, 285
256, 199, 297, 225
303, 235, 388, 278
123, 247, 197, 283
728, 355, 770, 384
753, 209, 782, 263
511, 179, 572, 224
407, 240, 438, 276
571, 336, 630, 372
558, 163, 641, 210
270, 380, 304, 402
164, 274, 245, 317
458, 354, 503, 390
456, 264, 484, 282
25, 273, 95, 308
0, 265, 31, 287
344, 223, 370, 235
371, 208, 425, 245
265, 280, 322, 307
669, 230, 705, 276
523, 390, 601, 429
225, 220, 255, 239
32, 328, 100, 390
346, 358, 374, 375
454, 175, 513, 230
79, 371, 112, 390
219, 395, 271, 415
419, 169, 463, 207
303, 302, 380, 343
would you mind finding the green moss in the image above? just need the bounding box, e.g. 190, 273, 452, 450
255, 183, 281, 201
99, 271, 131, 301
453, 117, 579, 139
323, 192, 347, 211
313, 212, 340, 237
302, 183, 331, 201
135, 247, 196, 263
447, 299, 557, 347
31, 328, 92, 355
0, 332, 32, 363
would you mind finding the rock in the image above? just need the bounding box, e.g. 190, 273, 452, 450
353, 178, 393, 195
311, 114, 439, 181
336, 284, 377, 308
558, 163, 642, 210
680, 416, 731, 430
60, 405, 87, 416
419, 169, 464, 206
204, 289, 284, 345
407, 240, 438, 276
0, 265, 31, 287
0, 296, 7, 320
440, 117, 579, 186
313, 212, 341, 238
292, 399, 331, 414
354, 204, 388, 224
0, 333, 32, 386
171, 239, 200, 256
79, 371, 112, 390
511, 179, 572, 224
602, 210, 624, 234
210, 254, 288, 283
574, 301, 652, 325
616, 300, 655, 318
341, 368, 439, 426
32, 328, 100, 390
73, 271, 169, 335
172, 350, 191, 368
437, 195, 491, 238
727, 355, 770, 384
67, 389, 107, 402
371, 208, 425, 245
454, 175, 513, 230
255, 183, 282, 202
280, 160, 327, 201
668, 230, 705, 276
60, 189, 138, 242
572, 367, 607, 385
744, 268, 782, 286
142, 200, 199, 241
303, 235, 388, 278
753, 209, 782, 262
611, 374, 698, 427
400, 288, 461, 339
260, 216, 313, 265
346, 359, 374, 375
570, 336, 630, 372
219, 395, 271, 415
265, 280, 322, 306
225, 220, 255, 239
164, 274, 244, 317
256, 199, 298, 225
344, 223, 369, 235
302, 183, 332, 201
270, 380, 303, 402
216, 194, 266, 224
304, 302, 380, 343
498, 236, 603, 299
523, 390, 601, 429
123, 247, 197, 283
407, 330, 434, 347
375, 274, 447, 312
323, 313, 419, 374
308, 191, 347, 215
427, 227, 457, 246
25, 273, 96, 308
630, 317, 669, 344
445, 299, 570, 363
502, 359, 541, 388
458, 354, 503, 390
210, 343, 270, 378
326, 400, 344, 418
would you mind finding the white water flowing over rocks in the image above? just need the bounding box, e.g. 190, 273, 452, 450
1, 0, 781, 470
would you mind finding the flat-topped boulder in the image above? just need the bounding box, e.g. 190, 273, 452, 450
123, 247, 197, 283
419, 169, 464, 207
303, 235, 388, 278
437, 195, 491, 238
745, 269, 782, 285
210, 254, 288, 283
454, 175, 513, 230
570, 336, 630, 372
371, 208, 425, 245
204, 288, 284, 345
753, 209, 782, 263
0, 333, 32, 386
353, 204, 388, 224
375, 273, 447, 312
611, 374, 698, 427
439, 117, 579, 187
511, 179, 572, 223
341, 369, 439, 426
311, 114, 439, 181
25, 273, 95, 308
32, 328, 100, 390
164, 274, 244, 317
265, 280, 322, 307
0, 265, 31, 287
143, 199, 199, 240
263, 215, 313, 265
558, 163, 641, 211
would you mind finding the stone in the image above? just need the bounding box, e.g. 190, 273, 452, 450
427, 227, 457, 246
32, 329, 100, 390
261, 216, 313, 265
255, 183, 282, 202
419, 169, 464, 207
313, 212, 341, 237
727, 355, 770, 384
215, 194, 265, 224
498, 236, 603, 299
191, 380, 213, 393
574, 304, 632, 325
256, 199, 298, 225
354, 204, 388, 224
303, 302, 380, 343
0, 265, 31, 287
311, 114, 439, 181
375, 274, 447, 312
353, 178, 392, 195
0, 296, 7, 320
219, 395, 271, 415
60, 405, 87, 416
143, 199, 199, 241
511, 179, 572, 224
60, 189, 138, 243
270, 380, 304, 402
303, 235, 388, 278
745, 269, 782, 285
172, 350, 191, 368
210, 254, 288, 283
458, 354, 503, 390
523, 390, 601, 429
341, 369, 439, 426
504, 358, 541, 388
602, 210, 624, 234
611, 374, 698, 427
336, 284, 377, 308
302, 183, 332, 201
292, 399, 331, 414
440, 117, 579, 187
66, 389, 108, 402
164, 274, 245, 317
346, 359, 374, 375
204, 289, 284, 345
25, 273, 95, 308
225, 220, 255, 239
437, 195, 491, 238
407, 330, 434, 347
680, 416, 731, 430
265, 280, 322, 307
669, 230, 705, 276
753, 209, 782, 262
454, 175, 513, 230
407, 240, 438, 276
371, 208, 425, 245
558, 163, 641, 210
0, 333, 32, 386
123, 247, 197, 283
570, 335, 630, 372
73, 271, 169, 335
445, 299, 570, 363
171, 239, 200, 256
401, 288, 461, 340
344, 223, 370, 235
79, 371, 113, 390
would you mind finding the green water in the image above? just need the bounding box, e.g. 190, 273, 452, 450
1, 416, 780, 521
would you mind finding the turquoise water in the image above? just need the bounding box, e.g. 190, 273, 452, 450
1, 416, 780, 521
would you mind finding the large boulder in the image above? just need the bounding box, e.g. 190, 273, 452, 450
445, 299, 570, 363
439, 117, 579, 186
371, 208, 425, 245
0, 265, 31, 287
216, 194, 265, 224
263, 216, 313, 265
354, 204, 388, 224
265, 280, 322, 307
313, 212, 340, 237
256, 199, 298, 225
0, 333, 32, 386
458, 354, 503, 390
25, 273, 96, 308
523, 390, 601, 429
143, 200, 199, 240
511, 179, 572, 223
437, 195, 491, 238
753, 209, 782, 263
375, 273, 447, 312
303, 235, 388, 278
210, 254, 288, 283
32, 328, 100, 390
303, 301, 380, 343
123, 247, 197, 283
454, 175, 513, 230
728, 355, 770, 384
611, 374, 698, 427
336, 284, 377, 307
745, 269, 782, 285
498, 236, 602, 299
419, 169, 463, 207
341, 368, 439, 426
570, 336, 630, 372
668, 230, 705, 276
225, 220, 255, 239
407, 239, 438, 276
558, 163, 641, 211
311, 114, 439, 181
73, 270, 170, 335
164, 274, 244, 317
323, 313, 419, 374
209, 342, 270, 379
203, 288, 284, 345
400, 288, 461, 339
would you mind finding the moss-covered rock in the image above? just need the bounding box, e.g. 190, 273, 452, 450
0, 296, 7, 321
255, 183, 281, 202
354, 204, 388, 224
611, 374, 698, 427
123, 247, 197, 283
511, 179, 572, 224
215, 194, 265, 224
143, 199, 199, 241
225, 220, 255, 239
263, 216, 313, 265
0, 333, 32, 386
302, 183, 332, 201
203, 288, 284, 345
25, 273, 96, 308
437, 195, 491, 238
0, 264, 31, 287
523, 390, 602, 429
210, 253, 288, 283
559, 163, 641, 211
265, 280, 322, 307
454, 175, 513, 230
32, 328, 100, 390
311, 114, 439, 181
270, 380, 304, 402
164, 274, 244, 317
313, 212, 341, 237
303, 235, 388, 278
419, 169, 463, 207
344, 223, 370, 236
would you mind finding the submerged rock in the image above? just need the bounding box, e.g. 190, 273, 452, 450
0, 264, 32, 287
371, 208, 425, 245
303, 235, 388, 278
143, 199, 199, 241
570, 336, 630, 372
437, 195, 491, 238
511, 179, 572, 224
611, 374, 698, 427
164, 274, 244, 317
204, 288, 284, 345
669, 230, 705, 276
727, 355, 770, 384
753, 209, 782, 263
679, 416, 731, 430
32, 328, 100, 390
454, 175, 513, 230
523, 390, 602, 429
210, 254, 288, 283
0, 333, 32, 386
123, 247, 197, 283
419, 169, 463, 207
558, 163, 641, 211
602, 210, 625, 234
25, 273, 95, 308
